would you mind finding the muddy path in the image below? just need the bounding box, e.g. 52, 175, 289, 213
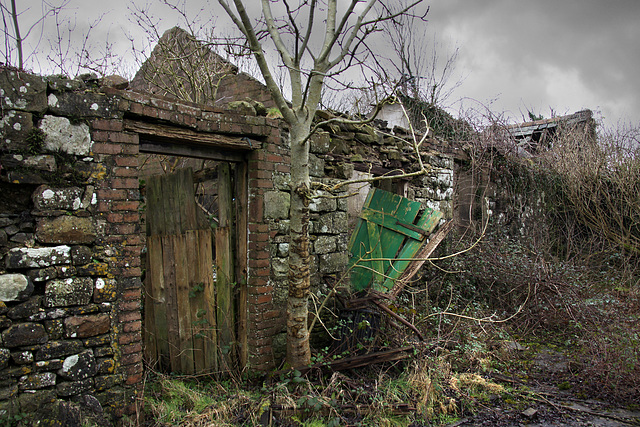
446, 345, 640, 426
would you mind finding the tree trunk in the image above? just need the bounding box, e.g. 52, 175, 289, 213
286, 121, 312, 368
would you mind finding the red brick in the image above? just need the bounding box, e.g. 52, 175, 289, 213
177, 103, 200, 116
92, 119, 123, 131
142, 106, 159, 118
130, 103, 143, 115
112, 178, 139, 189
255, 161, 274, 171
98, 189, 127, 200
122, 267, 142, 277
124, 245, 143, 256
115, 256, 140, 268
248, 259, 269, 269
106, 213, 124, 223
150, 98, 174, 110
248, 240, 267, 250
183, 115, 197, 127
249, 169, 272, 179
275, 164, 291, 173
115, 157, 138, 167
254, 268, 271, 277
252, 233, 269, 242
124, 235, 143, 245
91, 130, 108, 142
112, 201, 139, 211
158, 109, 174, 121
123, 213, 140, 223
248, 223, 268, 233
122, 144, 139, 155
122, 289, 142, 300
266, 154, 284, 163
92, 142, 121, 155
254, 285, 273, 294
125, 373, 143, 386
113, 224, 136, 235
121, 342, 143, 355
126, 362, 143, 375
106, 235, 125, 243
119, 332, 142, 345
120, 311, 141, 323
109, 132, 137, 144
121, 352, 143, 366
249, 277, 268, 286
255, 295, 272, 304
123, 320, 141, 333
119, 300, 141, 311
263, 310, 281, 320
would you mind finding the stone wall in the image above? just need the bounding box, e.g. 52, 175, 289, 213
1, 65, 460, 420
262, 116, 460, 359
0, 68, 142, 422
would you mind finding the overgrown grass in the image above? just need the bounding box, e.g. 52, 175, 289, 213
137, 225, 640, 425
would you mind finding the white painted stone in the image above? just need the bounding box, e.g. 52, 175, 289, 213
5, 246, 71, 269
39, 115, 92, 155
48, 93, 59, 107
63, 354, 79, 371
0, 274, 32, 301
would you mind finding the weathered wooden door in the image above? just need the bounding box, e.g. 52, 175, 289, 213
348, 188, 443, 293
143, 166, 237, 374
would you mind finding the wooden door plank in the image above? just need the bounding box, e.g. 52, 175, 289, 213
146, 176, 164, 235
215, 226, 234, 372
161, 235, 181, 372
216, 163, 235, 372
175, 169, 190, 233
147, 235, 169, 369
198, 229, 218, 373
173, 234, 195, 373
185, 230, 205, 373
234, 162, 249, 369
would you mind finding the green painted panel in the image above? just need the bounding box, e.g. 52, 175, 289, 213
360, 210, 427, 241
381, 209, 443, 290
348, 188, 444, 293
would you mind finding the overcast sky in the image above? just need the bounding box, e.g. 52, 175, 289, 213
12, 0, 640, 127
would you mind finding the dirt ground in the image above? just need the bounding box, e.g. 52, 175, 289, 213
445, 345, 640, 427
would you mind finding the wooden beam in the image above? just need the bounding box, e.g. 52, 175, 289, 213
125, 119, 254, 151
139, 140, 246, 163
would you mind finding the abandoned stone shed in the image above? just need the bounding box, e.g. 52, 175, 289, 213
0, 59, 468, 422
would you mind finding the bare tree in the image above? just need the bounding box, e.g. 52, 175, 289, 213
1, 0, 66, 70
217, 0, 427, 368
382, 1, 462, 108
